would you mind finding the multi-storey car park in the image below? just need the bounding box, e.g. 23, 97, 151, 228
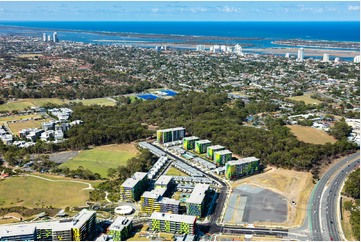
150, 212, 197, 235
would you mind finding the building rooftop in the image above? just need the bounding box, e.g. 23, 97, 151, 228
150, 212, 196, 224
214, 149, 232, 155
207, 145, 224, 150
108, 216, 133, 232
227, 157, 259, 165
0, 224, 35, 238
158, 127, 185, 132
155, 175, 173, 187
72, 209, 95, 229
121, 172, 148, 188
159, 197, 180, 206
196, 140, 212, 144
186, 184, 210, 204
183, 136, 199, 141
133, 172, 148, 181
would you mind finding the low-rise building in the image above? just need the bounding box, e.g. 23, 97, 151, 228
185, 184, 210, 218
150, 212, 196, 235
225, 157, 260, 180
195, 140, 212, 154
183, 136, 199, 150
120, 172, 148, 201
213, 149, 232, 166
108, 216, 133, 241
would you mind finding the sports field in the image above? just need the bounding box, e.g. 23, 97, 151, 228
0, 175, 92, 208
232, 167, 314, 227
0, 98, 68, 112
8, 118, 51, 135
287, 125, 337, 144
72, 98, 116, 106
0, 98, 115, 112
0, 114, 44, 124
59, 144, 139, 178
287, 94, 322, 105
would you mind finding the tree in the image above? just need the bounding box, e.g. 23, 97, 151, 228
330, 119, 353, 140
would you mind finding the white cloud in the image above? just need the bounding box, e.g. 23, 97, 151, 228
299, 5, 324, 13
218, 5, 241, 13
151, 8, 159, 13
348, 5, 360, 11
189, 7, 208, 13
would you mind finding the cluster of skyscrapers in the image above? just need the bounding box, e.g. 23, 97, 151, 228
42, 32, 58, 42
203, 44, 243, 55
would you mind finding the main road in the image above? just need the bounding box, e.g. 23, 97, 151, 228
308, 152, 360, 241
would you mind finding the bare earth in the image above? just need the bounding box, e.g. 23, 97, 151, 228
232, 167, 314, 228
287, 125, 337, 145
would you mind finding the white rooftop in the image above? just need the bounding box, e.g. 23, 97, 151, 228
150, 212, 196, 224
207, 145, 224, 150
0, 224, 35, 237
227, 157, 259, 165
186, 184, 210, 205
214, 149, 232, 155
155, 175, 173, 186
196, 139, 212, 144
160, 197, 180, 206
158, 127, 185, 132
183, 136, 199, 140
72, 209, 95, 229
121, 172, 147, 188
108, 216, 133, 232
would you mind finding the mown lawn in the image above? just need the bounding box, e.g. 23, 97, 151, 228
287, 94, 322, 105
71, 98, 116, 106
59, 144, 138, 178
165, 166, 189, 177
0, 175, 90, 208
8, 118, 51, 135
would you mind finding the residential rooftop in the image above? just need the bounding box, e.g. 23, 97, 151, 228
186, 184, 210, 205
150, 212, 196, 224
227, 157, 260, 165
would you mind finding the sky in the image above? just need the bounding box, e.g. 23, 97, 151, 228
0, 1, 359, 21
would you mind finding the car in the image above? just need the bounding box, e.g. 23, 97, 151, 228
330, 220, 333, 224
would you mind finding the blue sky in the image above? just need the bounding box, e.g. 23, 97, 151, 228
0, 1, 359, 21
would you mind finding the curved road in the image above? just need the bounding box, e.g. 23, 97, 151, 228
309, 152, 360, 241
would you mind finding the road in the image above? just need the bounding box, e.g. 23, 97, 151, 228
308, 152, 360, 241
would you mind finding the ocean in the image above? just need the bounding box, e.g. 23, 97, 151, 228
0, 21, 359, 49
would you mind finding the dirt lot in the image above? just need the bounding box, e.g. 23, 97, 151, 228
232, 167, 314, 228
287, 125, 337, 145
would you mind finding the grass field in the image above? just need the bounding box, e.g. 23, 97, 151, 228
166, 167, 189, 177
287, 125, 337, 144
18, 54, 44, 58
8, 118, 51, 135
0, 114, 44, 124
0, 98, 115, 112
233, 167, 314, 227
0, 100, 35, 112
287, 94, 322, 105
59, 144, 139, 178
341, 196, 355, 241
29, 98, 68, 107
0, 175, 91, 208
72, 98, 116, 106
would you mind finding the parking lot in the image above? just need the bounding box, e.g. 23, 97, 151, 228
224, 184, 287, 224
